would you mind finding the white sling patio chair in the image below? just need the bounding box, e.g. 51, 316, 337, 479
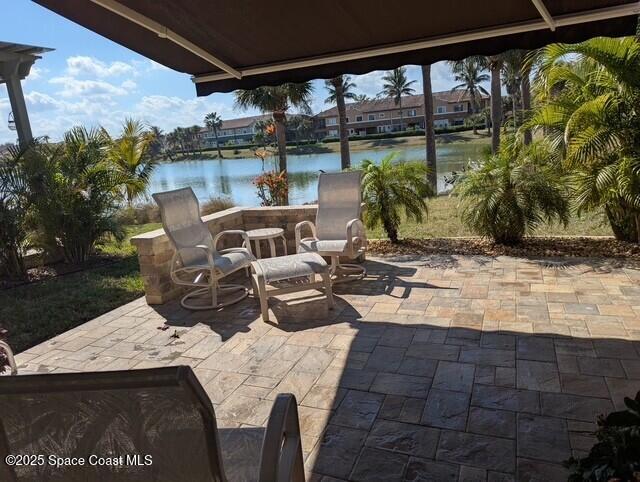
153, 187, 255, 310
295, 171, 367, 283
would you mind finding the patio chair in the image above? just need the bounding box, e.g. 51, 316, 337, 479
153, 187, 255, 310
0, 366, 305, 482
295, 171, 367, 282
0, 340, 17, 375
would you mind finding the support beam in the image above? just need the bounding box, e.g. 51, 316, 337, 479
89, 0, 242, 79
1, 61, 32, 145
531, 0, 556, 31
193, 2, 640, 83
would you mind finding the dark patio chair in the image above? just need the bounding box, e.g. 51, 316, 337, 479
0, 366, 304, 482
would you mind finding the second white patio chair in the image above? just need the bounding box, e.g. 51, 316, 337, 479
153, 187, 255, 310
295, 171, 367, 283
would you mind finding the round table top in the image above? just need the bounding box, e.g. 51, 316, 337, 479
246, 227, 285, 240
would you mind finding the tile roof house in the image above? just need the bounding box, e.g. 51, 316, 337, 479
314, 91, 489, 138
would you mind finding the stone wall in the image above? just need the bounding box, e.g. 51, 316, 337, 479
130, 205, 318, 304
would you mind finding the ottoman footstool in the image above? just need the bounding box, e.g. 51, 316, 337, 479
251, 253, 334, 322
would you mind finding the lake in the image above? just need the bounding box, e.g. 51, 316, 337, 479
147, 142, 486, 206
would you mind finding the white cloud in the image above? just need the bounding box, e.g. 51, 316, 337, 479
49, 76, 128, 99
66, 55, 135, 78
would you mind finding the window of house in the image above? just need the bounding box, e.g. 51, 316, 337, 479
368, 114, 375, 121
349, 129, 355, 135
356, 115, 363, 122
328, 129, 338, 137
407, 109, 417, 117
437, 106, 446, 114
453, 104, 464, 112
326, 117, 337, 125
379, 113, 385, 118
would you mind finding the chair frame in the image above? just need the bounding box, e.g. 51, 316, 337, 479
153, 188, 254, 311
0, 366, 305, 482
0, 341, 17, 375
295, 172, 367, 283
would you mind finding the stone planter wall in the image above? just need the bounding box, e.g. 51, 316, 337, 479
130, 205, 317, 305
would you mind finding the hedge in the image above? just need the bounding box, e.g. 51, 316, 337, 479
320, 124, 485, 143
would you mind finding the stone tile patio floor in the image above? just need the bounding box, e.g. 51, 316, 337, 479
14, 255, 640, 481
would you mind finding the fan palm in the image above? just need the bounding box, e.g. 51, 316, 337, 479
353, 94, 370, 103
235, 83, 313, 178
108, 118, 156, 205
455, 136, 569, 245
527, 36, 640, 242
378, 67, 416, 132
448, 58, 489, 134
325, 75, 357, 169
361, 153, 434, 243
204, 112, 223, 159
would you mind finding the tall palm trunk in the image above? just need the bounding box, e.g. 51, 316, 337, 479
398, 97, 403, 132
214, 129, 223, 158
332, 77, 351, 170
422, 65, 437, 191
490, 57, 503, 153
273, 111, 287, 173
470, 93, 478, 135
521, 66, 532, 145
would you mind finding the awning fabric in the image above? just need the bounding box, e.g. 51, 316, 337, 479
33, 0, 639, 95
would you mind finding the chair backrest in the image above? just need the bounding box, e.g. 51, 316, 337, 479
0, 367, 227, 482
153, 187, 214, 266
315, 171, 363, 240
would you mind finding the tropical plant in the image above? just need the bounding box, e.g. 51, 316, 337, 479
27, 127, 125, 263
488, 55, 504, 152
204, 112, 224, 158
527, 36, 640, 242
501, 51, 524, 129
326, 75, 357, 169
448, 58, 489, 134
378, 67, 416, 132
235, 83, 314, 186
0, 143, 32, 278
421, 64, 437, 191
254, 170, 289, 206
565, 390, 640, 481
361, 153, 434, 243
108, 118, 156, 205
353, 94, 370, 103
455, 136, 570, 245
147, 126, 165, 159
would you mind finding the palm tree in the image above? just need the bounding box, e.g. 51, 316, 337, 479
360, 153, 434, 243
488, 55, 504, 153
235, 83, 313, 177
501, 52, 523, 130
353, 94, 370, 103
325, 75, 357, 169
108, 118, 156, 205
455, 136, 569, 245
147, 126, 165, 159
378, 67, 417, 132
448, 58, 489, 134
527, 36, 640, 242
204, 112, 224, 159
421, 65, 437, 191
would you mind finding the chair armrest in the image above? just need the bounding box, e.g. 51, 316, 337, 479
213, 230, 253, 256
347, 218, 367, 248
295, 221, 317, 249
259, 393, 305, 482
0, 340, 17, 375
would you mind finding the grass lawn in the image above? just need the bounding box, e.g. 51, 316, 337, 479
1, 223, 159, 353
366, 196, 613, 239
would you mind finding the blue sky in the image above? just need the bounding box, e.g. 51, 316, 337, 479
0, 0, 470, 143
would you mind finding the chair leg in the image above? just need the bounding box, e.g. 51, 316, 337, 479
210, 279, 218, 308
323, 271, 334, 310
256, 274, 269, 322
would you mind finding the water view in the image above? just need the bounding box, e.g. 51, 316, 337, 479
147, 143, 486, 206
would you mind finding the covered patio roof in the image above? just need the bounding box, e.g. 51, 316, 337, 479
33, 0, 640, 94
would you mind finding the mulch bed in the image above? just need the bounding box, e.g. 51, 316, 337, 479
368, 237, 640, 263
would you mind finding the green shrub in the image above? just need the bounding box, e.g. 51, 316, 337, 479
321, 125, 479, 143
454, 137, 569, 245
201, 197, 234, 216
565, 390, 640, 481
361, 153, 434, 243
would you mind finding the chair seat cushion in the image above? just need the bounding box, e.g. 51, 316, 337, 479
299, 238, 349, 255
252, 252, 328, 284
184, 247, 254, 275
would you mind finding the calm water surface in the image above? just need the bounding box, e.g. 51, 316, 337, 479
147, 143, 485, 206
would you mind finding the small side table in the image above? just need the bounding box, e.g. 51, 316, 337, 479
244, 228, 288, 259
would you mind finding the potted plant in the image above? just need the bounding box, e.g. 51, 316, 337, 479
565, 390, 640, 481
0, 328, 17, 375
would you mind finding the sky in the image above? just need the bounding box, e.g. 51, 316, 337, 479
0, 0, 483, 144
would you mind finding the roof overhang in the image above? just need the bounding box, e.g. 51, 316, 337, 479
33, 0, 640, 95
0, 41, 53, 82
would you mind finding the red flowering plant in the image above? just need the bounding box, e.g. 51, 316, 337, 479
254, 170, 289, 206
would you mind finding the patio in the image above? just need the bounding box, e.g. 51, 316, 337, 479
13, 253, 640, 481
